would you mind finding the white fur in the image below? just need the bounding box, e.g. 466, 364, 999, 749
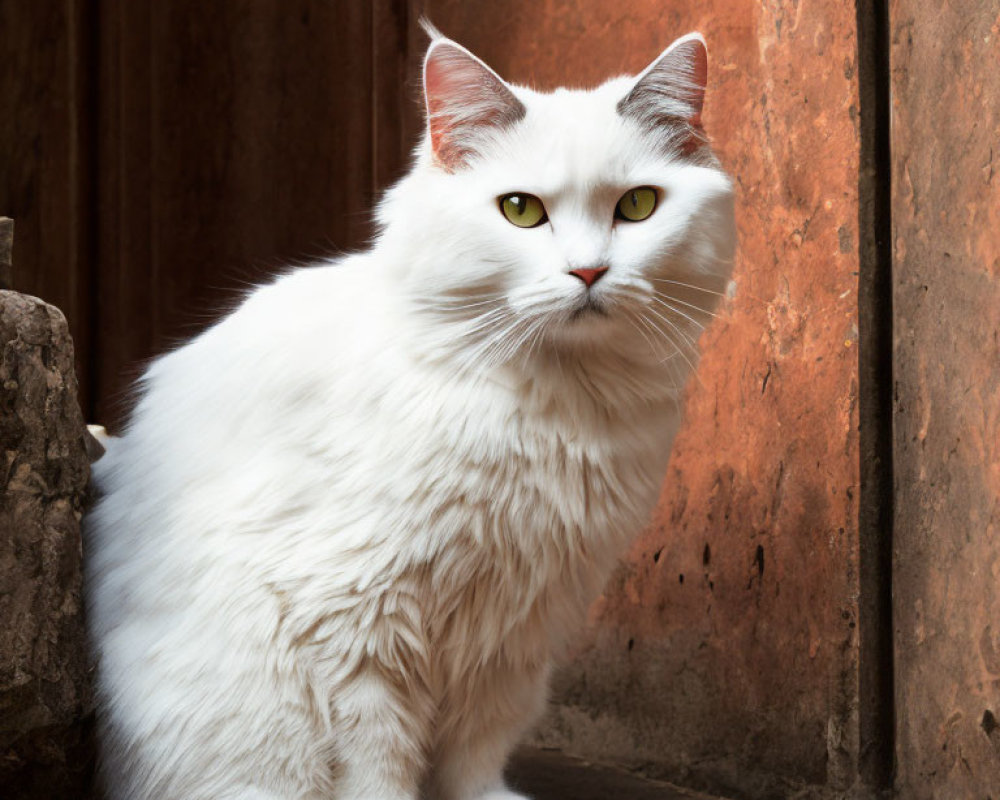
85, 31, 735, 800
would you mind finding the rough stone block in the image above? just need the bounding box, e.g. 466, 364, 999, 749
0, 290, 92, 798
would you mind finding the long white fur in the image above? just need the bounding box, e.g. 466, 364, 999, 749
85, 29, 735, 800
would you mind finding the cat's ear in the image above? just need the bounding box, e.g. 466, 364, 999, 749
423, 38, 525, 171
618, 32, 708, 130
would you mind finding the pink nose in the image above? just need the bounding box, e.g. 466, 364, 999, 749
568, 266, 609, 288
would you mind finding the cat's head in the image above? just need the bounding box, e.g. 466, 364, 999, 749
377, 27, 735, 381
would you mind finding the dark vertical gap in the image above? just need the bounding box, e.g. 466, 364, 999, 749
390, 0, 413, 184
370, 0, 415, 219
84, 0, 102, 423
146, 1, 159, 357
369, 0, 378, 203
362, 0, 381, 247
371, 0, 414, 194
856, 0, 894, 791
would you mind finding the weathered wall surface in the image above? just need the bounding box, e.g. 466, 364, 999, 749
891, 1, 1000, 796
418, 2, 862, 797
0, 291, 92, 799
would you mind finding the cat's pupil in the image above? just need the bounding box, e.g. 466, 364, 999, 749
629, 191, 639, 208
511, 196, 526, 214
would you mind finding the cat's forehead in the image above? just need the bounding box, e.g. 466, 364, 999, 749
497, 77, 664, 193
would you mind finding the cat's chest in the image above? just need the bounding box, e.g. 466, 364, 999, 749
407, 388, 666, 664
279, 364, 676, 664
290, 358, 676, 578
379, 372, 673, 552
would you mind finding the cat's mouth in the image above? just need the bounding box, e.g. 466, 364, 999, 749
568, 295, 609, 321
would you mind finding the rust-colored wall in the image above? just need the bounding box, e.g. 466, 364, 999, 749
419, 2, 862, 796
3, 2, 883, 795
891, 1, 1000, 796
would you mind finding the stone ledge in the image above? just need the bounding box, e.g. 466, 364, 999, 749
508, 748, 730, 800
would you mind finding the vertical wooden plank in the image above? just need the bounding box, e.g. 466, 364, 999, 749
372, 0, 420, 193
0, 0, 96, 415
891, 1, 1000, 796
416, 2, 861, 795
95, 0, 154, 425
94, 0, 375, 427
0, 218, 12, 289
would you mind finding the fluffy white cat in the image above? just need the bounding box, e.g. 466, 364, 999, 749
85, 26, 735, 800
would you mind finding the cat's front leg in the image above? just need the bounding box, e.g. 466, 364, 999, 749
428, 660, 549, 800
332, 666, 433, 800
429, 729, 533, 800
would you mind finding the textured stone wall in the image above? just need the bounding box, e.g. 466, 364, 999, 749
418, 2, 862, 796
0, 290, 93, 798
891, 1, 1000, 795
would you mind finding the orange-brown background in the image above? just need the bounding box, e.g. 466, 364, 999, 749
415, 2, 862, 796
3, 1, 998, 797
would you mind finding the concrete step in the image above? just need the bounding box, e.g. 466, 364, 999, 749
507, 748, 729, 800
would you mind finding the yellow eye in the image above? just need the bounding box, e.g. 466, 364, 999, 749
616, 187, 658, 222
500, 193, 547, 228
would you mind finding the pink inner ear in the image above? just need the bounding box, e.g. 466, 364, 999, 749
618, 34, 709, 134
687, 43, 707, 127
424, 53, 458, 160
665, 37, 708, 127
423, 41, 524, 170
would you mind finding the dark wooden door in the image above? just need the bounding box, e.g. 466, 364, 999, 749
2, 0, 416, 425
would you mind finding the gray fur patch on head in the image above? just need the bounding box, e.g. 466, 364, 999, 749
617, 35, 711, 159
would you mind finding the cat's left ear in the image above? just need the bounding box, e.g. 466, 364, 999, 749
423, 38, 525, 171
618, 32, 708, 129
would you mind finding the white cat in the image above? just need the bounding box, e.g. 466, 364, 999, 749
85, 26, 735, 800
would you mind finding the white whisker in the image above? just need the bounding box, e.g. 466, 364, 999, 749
652, 291, 719, 319
650, 278, 726, 297
650, 296, 708, 332
645, 304, 698, 350
643, 305, 704, 387
624, 313, 664, 362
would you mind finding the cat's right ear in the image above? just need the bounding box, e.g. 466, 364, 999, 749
618, 32, 708, 131
423, 38, 525, 171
